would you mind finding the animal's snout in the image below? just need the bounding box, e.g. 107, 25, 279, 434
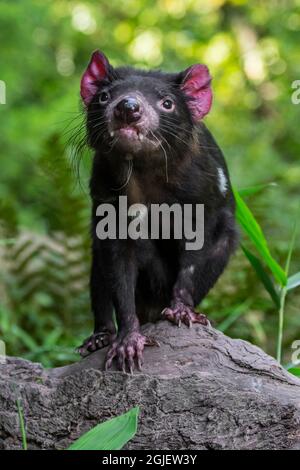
114, 97, 142, 124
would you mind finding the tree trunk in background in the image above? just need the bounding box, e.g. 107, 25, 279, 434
1, 321, 300, 450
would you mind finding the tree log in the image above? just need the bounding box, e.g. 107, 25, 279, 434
1, 321, 300, 450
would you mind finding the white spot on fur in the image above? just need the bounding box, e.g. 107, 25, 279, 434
217, 168, 228, 195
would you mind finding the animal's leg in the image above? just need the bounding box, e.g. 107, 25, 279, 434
163, 212, 238, 327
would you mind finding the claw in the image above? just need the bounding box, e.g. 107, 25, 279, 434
126, 346, 134, 374
105, 351, 115, 371
117, 346, 125, 372
77, 330, 115, 358
162, 302, 209, 328
105, 331, 158, 373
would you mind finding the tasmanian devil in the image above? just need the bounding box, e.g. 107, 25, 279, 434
77, 50, 238, 372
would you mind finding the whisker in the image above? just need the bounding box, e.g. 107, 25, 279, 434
160, 124, 218, 152
162, 119, 219, 151
159, 125, 191, 147
150, 130, 169, 183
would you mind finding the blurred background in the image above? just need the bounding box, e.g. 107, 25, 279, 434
0, 0, 299, 367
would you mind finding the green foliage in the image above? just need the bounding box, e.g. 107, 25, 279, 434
0, 0, 299, 366
16, 397, 27, 450
234, 188, 287, 287
241, 245, 280, 309
287, 272, 300, 291
0, 132, 93, 365
235, 188, 299, 363
238, 183, 277, 198
68, 407, 139, 450
288, 368, 300, 378
15, 395, 138, 450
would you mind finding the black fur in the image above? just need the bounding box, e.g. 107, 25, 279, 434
79, 63, 239, 368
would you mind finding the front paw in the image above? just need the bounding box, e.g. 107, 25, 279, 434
162, 302, 209, 328
77, 330, 115, 357
105, 331, 158, 373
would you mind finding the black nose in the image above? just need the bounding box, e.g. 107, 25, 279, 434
114, 98, 142, 124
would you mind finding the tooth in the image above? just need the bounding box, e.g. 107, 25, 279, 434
139, 133, 144, 141
110, 131, 114, 137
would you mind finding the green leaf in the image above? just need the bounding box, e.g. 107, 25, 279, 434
68, 407, 139, 450
16, 398, 27, 450
234, 188, 287, 287
277, 218, 299, 364
238, 182, 277, 198
285, 219, 299, 276
242, 245, 280, 308
287, 272, 300, 291
284, 217, 299, 291
288, 368, 300, 378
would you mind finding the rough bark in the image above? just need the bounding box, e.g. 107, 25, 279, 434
0, 321, 300, 450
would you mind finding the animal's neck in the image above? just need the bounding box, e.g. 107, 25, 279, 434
91, 144, 193, 205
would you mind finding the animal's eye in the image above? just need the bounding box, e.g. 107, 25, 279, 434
99, 91, 109, 104
162, 99, 174, 111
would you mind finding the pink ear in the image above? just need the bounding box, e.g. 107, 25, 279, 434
80, 51, 110, 106
181, 64, 212, 120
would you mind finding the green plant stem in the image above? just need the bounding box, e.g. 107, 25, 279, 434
16, 398, 27, 450
277, 217, 299, 364
277, 286, 288, 364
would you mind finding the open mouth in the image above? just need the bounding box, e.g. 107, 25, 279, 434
110, 126, 145, 142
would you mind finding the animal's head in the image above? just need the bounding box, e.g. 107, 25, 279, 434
81, 50, 212, 156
